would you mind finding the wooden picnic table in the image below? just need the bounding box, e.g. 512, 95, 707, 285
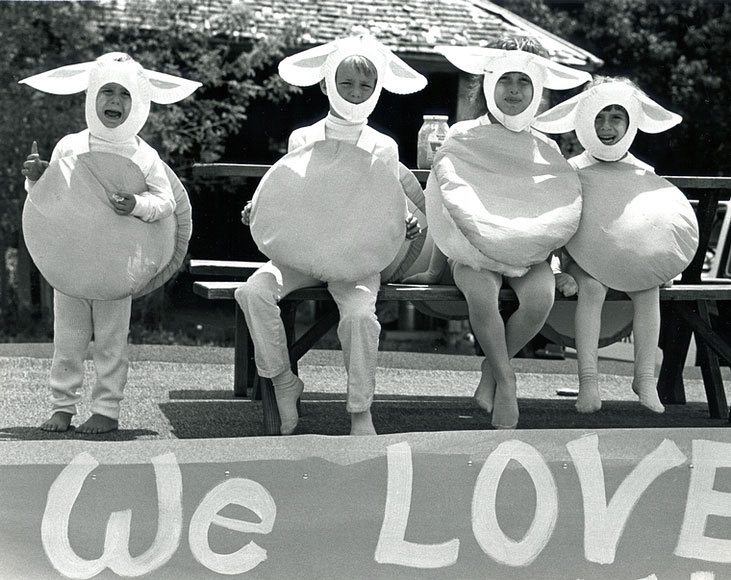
192, 163, 731, 434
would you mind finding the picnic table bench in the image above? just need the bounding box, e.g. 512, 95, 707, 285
192, 163, 731, 434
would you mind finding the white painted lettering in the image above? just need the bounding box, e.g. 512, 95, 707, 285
41, 452, 182, 579
676, 439, 731, 563
472, 439, 558, 567
567, 435, 686, 565
188, 478, 276, 575
375, 441, 460, 568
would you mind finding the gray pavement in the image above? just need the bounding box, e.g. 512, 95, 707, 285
1, 342, 727, 440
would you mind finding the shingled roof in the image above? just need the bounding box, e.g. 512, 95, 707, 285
101, 0, 602, 71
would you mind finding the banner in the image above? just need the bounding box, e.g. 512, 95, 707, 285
1, 428, 730, 579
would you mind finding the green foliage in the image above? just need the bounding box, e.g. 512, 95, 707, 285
0, 0, 302, 331
502, 0, 730, 175
579, 0, 730, 174
0, 2, 103, 239
102, 0, 303, 170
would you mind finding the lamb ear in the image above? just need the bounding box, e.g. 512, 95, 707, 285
147, 71, 201, 104
383, 52, 427, 94
434, 46, 494, 75
278, 42, 338, 86
18, 62, 94, 94
635, 90, 682, 133
532, 93, 582, 134
542, 59, 592, 90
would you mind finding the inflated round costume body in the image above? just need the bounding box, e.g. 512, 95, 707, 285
23, 152, 191, 300
19, 52, 200, 300
567, 160, 698, 292
425, 123, 582, 277
250, 140, 406, 282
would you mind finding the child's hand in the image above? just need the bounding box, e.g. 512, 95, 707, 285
111, 191, 136, 215
21, 141, 49, 181
241, 201, 252, 226
405, 213, 422, 240
555, 272, 578, 297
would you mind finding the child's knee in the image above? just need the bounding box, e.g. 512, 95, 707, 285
234, 279, 274, 309
578, 275, 607, 300
340, 303, 378, 328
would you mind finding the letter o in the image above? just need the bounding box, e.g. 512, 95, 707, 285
472, 440, 558, 567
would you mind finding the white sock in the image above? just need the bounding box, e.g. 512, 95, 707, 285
271, 370, 304, 435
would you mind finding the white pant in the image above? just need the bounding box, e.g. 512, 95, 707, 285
49, 290, 132, 420
235, 261, 381, 413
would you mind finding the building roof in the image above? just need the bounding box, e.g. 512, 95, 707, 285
101, 0, 603, 71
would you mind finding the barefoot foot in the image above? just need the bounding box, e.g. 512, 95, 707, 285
40, 412, 73, 432
77, 414, 118, 435
350, 409, 377, 436
275, 376, 304, 435
632, 380, 665, 413
575, 381, 602, 413
474, 358, 496, 413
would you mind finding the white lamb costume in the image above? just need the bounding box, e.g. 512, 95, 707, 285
533, 81, 698, 414
533, 81, 699, 291
236, 35, 426, 430
424, 46, 590, 276
20, 52, 199, 422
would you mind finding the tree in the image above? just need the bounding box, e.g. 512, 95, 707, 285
0, 1, 104, 333
580, 0, 730, 175
501, 0, 730, 176
0, 0, 303, 335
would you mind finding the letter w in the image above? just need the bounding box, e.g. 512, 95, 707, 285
41, 452, 183, 579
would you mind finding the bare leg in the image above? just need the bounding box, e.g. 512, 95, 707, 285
40, 411, 73, 432
77, 414, 118, 434
504, 261, 556, 358
453, 264, 517, 429
570, 264, 608, 413
628, 287, 664, 413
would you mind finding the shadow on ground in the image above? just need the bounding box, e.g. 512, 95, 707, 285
0, 426, 160, 441
158, 395, 725, 439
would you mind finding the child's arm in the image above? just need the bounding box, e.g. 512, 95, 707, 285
402, 244, 448, 284
124, 159, 176, 222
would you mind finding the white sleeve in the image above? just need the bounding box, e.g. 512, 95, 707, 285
130, 157, 176, 222
129, 143, 176, 222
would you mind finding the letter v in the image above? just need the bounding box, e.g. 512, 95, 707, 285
566, 435, 686, 565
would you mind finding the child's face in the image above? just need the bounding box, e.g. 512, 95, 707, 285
95, 82, 132, 129
493, 72, 534, 116
334, 61, 377, 105
594, 105, 629, 145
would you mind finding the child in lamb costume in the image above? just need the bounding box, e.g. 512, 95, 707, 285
20, 52, 199, 434
405, 36, 590, 429
534, 77, 698, 414
236, 34, 426, 435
